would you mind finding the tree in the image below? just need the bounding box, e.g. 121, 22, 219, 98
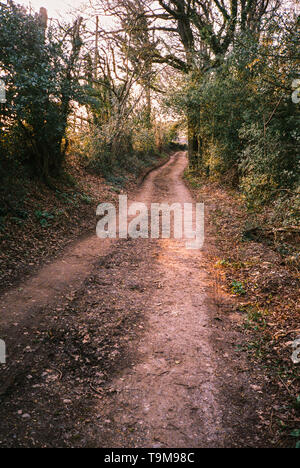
154, 0, 282, 166
78, 0, 164, 164
0, 2, 83, 183
91, 0, 281, 166
165, 9, 299, 217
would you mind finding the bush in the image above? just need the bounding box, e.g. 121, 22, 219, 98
166, 14, 299, 219
0, 2, 83, 183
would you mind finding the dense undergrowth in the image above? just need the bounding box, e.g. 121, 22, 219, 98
167, 13, 299, 235
0, 2, 178, 199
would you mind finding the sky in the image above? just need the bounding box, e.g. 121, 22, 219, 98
15, 0, 86, 19
14, 0, 300, 19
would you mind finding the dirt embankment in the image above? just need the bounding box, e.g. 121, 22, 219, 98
0, 152, 171, 294
186, 177, 300, 448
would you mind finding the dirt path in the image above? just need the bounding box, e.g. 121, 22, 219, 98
0, 152, 272, 448
96, 154, 225, 447
90, 152, 270, 448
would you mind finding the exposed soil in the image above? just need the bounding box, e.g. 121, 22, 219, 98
0, 152, 296, 448
0, 155, 117, 294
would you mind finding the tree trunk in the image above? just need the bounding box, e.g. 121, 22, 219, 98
145, 84, 152, 129
187, 111, 200, 169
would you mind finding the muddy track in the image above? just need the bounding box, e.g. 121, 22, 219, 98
0, 152, 272, 448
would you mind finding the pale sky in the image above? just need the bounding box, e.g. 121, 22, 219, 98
15, 0, 86, 19
14, 0, 300, 20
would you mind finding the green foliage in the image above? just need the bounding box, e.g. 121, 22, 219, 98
55, 191, 80, 207
35, 209, 54, 227
184, 169, 202, 188
231, 280, 246, 296
74, 117, 175, 180
166, 14, 299, 226
0, 2, 83, 183
291, 428, 300, 448
244, 307, 267, 331
105, 175, 127, 188
0, 1, 177, 197
80, 193, 93, 205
